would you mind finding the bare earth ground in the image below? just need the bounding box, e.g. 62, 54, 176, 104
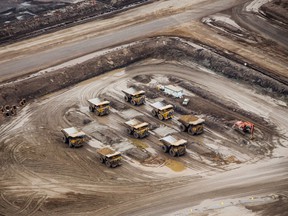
0, 0, 288, 215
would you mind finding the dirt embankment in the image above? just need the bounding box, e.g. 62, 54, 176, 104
260, 0, 288, 25
0, 0, 148, 44
1, 37, 287, 118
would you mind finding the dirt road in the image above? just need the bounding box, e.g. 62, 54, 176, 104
0, 60, 287, 215
0, 0, 249, 82
1, 0, 288, 215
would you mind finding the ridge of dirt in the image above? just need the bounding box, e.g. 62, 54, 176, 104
0, 0, 150, 44
260, 0, 288, 25
1, 36, 287, 111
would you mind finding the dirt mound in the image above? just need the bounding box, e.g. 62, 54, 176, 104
260, 0, 288, 25
132, 75, 153, 84
1, 37, 287, 116
0, 0, 148, 43
91, 128, 121, 144
125, 148, 150, 161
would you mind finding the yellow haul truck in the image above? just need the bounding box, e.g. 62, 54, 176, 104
159, 135, 187, 157
150, 101, 174, 120
61, 127, 86, 148
122, 87, 146, 105
97, 147, 122, 168
178, 115, 205, 135
88, 98, 110, 116
125, 119, 149, 138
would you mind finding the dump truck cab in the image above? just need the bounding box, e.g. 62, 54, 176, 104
159, 135, 187, 157
122, 87, 145, 105
178, 115, 205, 135
61, 127, 86, 148
88, 98, 110, 116
151, 101, 174, 120
97, 147, 122, 168
125, 119, 149, 138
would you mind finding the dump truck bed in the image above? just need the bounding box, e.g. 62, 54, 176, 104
178, 115, 205, 125
61, 127, 86, 138
160, 135, 187, 146
88, 98, 110, 106
125, 119, 148, 128
150, 101, 173, 110
122, 87, 145, 96
97, 147, 120, 157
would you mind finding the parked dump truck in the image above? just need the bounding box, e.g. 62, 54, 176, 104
61, 127, 86, 148
122, 87, 145, 105
150, 101, 174, 120
159, 135, 187, 157
178, 115, 205, 135
125, 119, 149, 138
97, 147, 122, 168
88, 98, 110, 116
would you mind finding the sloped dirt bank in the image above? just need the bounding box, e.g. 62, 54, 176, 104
1, 36, 287, 120
0, 0, 149, 44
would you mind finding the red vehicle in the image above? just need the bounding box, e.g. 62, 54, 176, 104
233, 121, 254, 139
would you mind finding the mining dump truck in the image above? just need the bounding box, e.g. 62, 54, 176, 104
150, 101, 174, 120
61, 127, 86, 148
125, 119, 149, 138
122, 87, 145, 105
159, 135, 187, 157
88, 98, 110, 116
178, 115, 205, 135
97, 147, 122, 168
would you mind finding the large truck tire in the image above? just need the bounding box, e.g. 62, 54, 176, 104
100, 157, 104, 163
63, 136, 68, 143
180, 124, 187, 132
105, 160, 111, 168
126, 128, 132, 134
19, 99, 26, 106
158, 114, 164, 120
152, 109, 157, 116
133, 132, 139, 139
188, 126, 196, 135
131, 100, 137, 106
162, 145, 168, 153
10, 109, 16, 116
89, 106, 94, 112
169, 148, 177, 157
124, 95, 129, 102
68, 139, 74, 148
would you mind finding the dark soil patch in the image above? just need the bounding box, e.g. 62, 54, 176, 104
0, 0, 150, 44
132, 74, 153, 84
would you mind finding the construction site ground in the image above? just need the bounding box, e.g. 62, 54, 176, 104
0, 0, 288, 215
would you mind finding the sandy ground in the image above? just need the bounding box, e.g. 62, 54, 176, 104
0, 61, 287, 215
0, 0, 288, 215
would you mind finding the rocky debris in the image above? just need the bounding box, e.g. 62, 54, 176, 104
125, 147, 150, 161
1, 37, 287, 120
0, 0, 148, 43
260, 0, 288, 25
